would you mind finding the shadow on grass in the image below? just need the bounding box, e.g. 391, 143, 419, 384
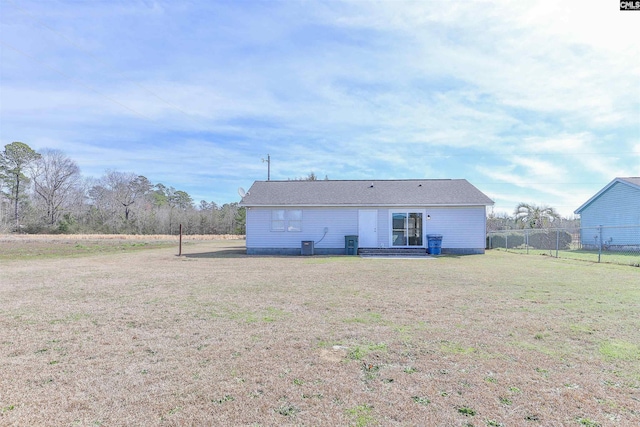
182, 248, 248, 258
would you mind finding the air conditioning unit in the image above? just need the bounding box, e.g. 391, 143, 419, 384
301, 240, 314, 256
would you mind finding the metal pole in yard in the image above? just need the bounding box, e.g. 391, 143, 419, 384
556, 230, 559, 258
526, 230, 529, 254
179, 223, 183, 256
598, 225, 602, 263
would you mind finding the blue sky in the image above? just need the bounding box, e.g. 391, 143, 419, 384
1, 0, 638, 217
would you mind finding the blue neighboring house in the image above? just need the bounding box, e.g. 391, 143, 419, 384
574, 177, 640, 248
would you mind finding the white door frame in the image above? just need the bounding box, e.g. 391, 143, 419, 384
388, 209, 426, 247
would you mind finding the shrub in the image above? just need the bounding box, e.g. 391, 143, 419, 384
528, 231, 572, 250
488, 233, 524, 249
488, 231, 572, 250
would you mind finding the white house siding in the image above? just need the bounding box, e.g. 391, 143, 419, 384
579, 182, 640, 246
246, 205, 487, 255
421, 206, 487, 253
368, 206, 485, 252
246, 207, 358, 255
376, 209, 389, 247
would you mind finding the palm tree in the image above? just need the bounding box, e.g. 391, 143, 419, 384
514, 203, 560, 229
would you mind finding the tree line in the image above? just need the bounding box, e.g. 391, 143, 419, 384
0, 142, 245, 235
2, 141, 579, 236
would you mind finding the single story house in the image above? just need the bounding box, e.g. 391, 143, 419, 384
239, 179, 494, 255
574, 177, 640, 249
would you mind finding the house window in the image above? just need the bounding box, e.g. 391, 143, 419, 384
287, 210, 302, 232
271, 210, 285, 231
271, 209, 302, 232
391, 212, 423, 246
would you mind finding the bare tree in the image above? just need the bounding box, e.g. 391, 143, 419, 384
111, 172, 146, 222
290, 171, 325, 181
87, 172, 153, 232
105, 172, 152, 221
486, 208, 515, 232
30, 149, 81, 225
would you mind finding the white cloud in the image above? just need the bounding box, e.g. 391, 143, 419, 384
1, 0, 638, 209
477, 165, 567, 198
521, 134, 589, 153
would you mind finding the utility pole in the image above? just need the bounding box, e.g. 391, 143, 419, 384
262, 154, 271, 181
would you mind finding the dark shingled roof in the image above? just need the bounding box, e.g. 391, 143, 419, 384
240, 179, 494, 207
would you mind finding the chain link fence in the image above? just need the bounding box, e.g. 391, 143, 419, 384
487, 225, 640, 267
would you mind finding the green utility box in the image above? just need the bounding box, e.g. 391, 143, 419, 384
345, 235, 358, 255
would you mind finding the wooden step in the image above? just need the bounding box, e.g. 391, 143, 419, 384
358, 248, 429, 257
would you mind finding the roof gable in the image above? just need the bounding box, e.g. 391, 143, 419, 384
240, 179, 494, 207
574, 177, 640, 214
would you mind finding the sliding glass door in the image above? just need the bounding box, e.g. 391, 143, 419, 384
391, 212, 423, 246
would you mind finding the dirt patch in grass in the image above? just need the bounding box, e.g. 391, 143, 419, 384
1, 240, 639, 426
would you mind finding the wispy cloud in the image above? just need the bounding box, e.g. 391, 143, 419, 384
1, 0, 637, 215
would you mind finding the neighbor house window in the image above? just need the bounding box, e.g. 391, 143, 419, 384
271, 210, 285, 231
271, 209, 302, 232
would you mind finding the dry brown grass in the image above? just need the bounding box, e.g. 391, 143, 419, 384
0, 235, 242, 261
1, 239, 639, 426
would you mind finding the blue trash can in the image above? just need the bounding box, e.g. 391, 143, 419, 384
427, 234, 443, 255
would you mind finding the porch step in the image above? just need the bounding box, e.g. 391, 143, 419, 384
358, 248, 429, 257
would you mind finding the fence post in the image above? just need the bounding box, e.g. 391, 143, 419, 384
598, 225, 602, 263
526, 230, 529, 254
505, 234, 508, 252
556, 230, 559, 258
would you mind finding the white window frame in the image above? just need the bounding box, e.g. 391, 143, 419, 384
271, 209, 303, 232
271, 209, 286, 231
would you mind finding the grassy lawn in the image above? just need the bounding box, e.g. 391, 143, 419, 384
1, 239, 639, 426
0, 238, 175, 260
